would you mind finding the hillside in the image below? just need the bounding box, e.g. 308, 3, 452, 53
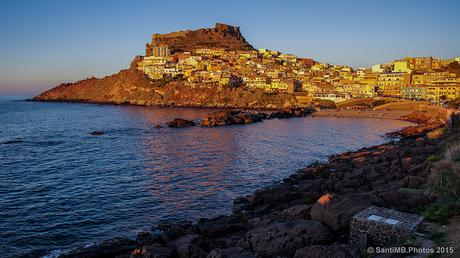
34, 57, 297, 109
33, 24, 301, 109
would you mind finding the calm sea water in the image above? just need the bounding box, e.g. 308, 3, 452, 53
0, 96, 413, 257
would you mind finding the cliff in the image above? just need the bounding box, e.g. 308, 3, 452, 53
34, 57, 297, 109
146, 23, 254, 54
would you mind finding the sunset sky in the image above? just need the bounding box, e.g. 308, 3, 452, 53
1, 0, 459, 95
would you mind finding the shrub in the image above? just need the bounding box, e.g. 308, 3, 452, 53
429, 143, 460, 199
424, 142, 460, 222
422, 203, 450, 223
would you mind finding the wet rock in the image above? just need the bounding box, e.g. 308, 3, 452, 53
206, 247, 256, 258
90, 131, 105, 135
155, 124, 162, 128
167, 118, 196, 128
174, 234, 207, 258
200, 110, 265, 127
60, 237, 137, 258
310, 194, 371, 231
294, 244, 360, 258
238, 219, 332, 257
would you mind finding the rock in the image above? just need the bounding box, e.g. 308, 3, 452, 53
194, 215, 248, 238
200, 110, 265, 127
281, 204, 312, 219
136, 231, 163, 246
310, 194, 371, 231
380, 189, 434, 212
130, 245, 173, 258
174, 234, 206, 258
167, 118, 196, 128
238, 219, 332, 257
60, 237, 137, 258
206, 247, 256, 258
90, 131, 104, 135
293, 244, 360, 258
406, 176, 426, 189
155, 124, 162, 128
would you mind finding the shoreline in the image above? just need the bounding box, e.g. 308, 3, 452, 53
27, 98, 304, 112
53, 108, 453, 258
313, 109, 413, 121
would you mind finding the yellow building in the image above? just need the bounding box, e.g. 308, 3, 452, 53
426, 85, 460, 101
402, 86, 427, 100
393, 61, 412, 73
411, 74, 425, 85
377, 72, 410, 97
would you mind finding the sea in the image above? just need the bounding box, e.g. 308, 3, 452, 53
0, 96, 413, 257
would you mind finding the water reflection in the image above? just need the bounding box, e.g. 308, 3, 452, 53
0, 100, 414, 257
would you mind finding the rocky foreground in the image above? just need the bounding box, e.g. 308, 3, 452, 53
55, 109, 459, 258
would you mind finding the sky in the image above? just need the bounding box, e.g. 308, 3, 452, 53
0, 0, 459, 95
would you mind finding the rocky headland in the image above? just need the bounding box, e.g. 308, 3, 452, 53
32, 24, 299, 110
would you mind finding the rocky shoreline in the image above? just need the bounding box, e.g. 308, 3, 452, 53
53, 109, 458, 258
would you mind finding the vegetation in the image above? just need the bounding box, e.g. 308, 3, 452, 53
423, 142, 460, 222
315, 99, 336, 109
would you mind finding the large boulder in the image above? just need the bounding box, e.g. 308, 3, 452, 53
194, 215, 248, 238
238, 219, 332, 257
380, 189, 435, 212
310, 194, 371, 231
174, 234, 207, 258
206, 247, 256, 258
294, 244, 360, 258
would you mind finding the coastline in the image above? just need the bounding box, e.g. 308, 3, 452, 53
53, 107, 454, 258
312, 109, 413, 120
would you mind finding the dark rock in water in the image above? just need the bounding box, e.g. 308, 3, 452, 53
294, 244, 360, 258
238, 219, 332, 257
155, 124, 162, 128
207, 247, 256, 258
59, 237, 137, 258
310, 193, 371, 231
167, 118, 196, 128
174, 234, 207, 258
201, 110, 265, 127
90, 131, 105, 136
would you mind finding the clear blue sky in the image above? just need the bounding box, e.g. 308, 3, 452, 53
0, 0, 459, 95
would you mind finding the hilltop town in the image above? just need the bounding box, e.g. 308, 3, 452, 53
34, 23, 460, 109
138, 23, 460, 105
